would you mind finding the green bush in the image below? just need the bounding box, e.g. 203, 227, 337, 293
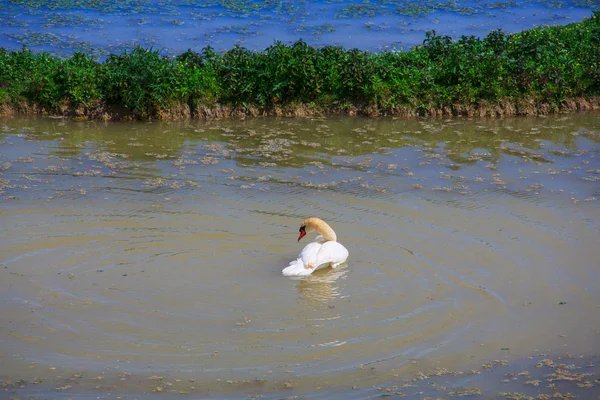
0, 11, 598, 118
176, 47, 220, 108
54, 51, 103, 108
102, 47, 185, 117
259, 40, 321, 106
0, 48, 61, 108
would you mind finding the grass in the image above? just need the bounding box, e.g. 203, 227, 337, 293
0, 11, 599, 120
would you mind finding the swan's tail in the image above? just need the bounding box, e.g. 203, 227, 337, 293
282, 258, 313, 277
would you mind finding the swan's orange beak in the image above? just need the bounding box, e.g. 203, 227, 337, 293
298, 226, 306, 242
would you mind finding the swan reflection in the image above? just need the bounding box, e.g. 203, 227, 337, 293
294, 264, 348, 305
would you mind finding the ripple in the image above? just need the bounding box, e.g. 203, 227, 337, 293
2, 115, 599, 392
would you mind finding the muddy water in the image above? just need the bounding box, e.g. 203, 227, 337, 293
0, 115, 599, 398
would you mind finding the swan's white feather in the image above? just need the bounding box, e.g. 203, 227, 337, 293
299, 242, 322, 266
314, 241, 349, 268
282, 258, 312, 276
282, 240, 348, 277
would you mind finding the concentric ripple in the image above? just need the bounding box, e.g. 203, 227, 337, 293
1, 115, 599, 393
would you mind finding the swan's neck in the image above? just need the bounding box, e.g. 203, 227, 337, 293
303, 217, 338, 242
316, 223, 337, 242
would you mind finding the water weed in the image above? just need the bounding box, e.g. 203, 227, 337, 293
0, 12, 598, 120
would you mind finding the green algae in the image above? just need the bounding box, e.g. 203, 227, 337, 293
336, 4, 380, 18
42, 14, 103, 28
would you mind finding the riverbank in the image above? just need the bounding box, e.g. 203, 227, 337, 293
0, 12, 599, 121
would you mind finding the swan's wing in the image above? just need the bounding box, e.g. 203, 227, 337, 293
282, 258, 313, 276
282, 242, 322, 276
298, 242, 321, 265
316, 241, 349, 268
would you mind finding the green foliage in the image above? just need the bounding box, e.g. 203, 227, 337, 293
0, 12, 599, 118
176, 47, 220, 107
54, 51, 103, 108
0, 47, 61, 108
258, 40, 321, 106
102, 47, 184, 117
216, 45, 262, 106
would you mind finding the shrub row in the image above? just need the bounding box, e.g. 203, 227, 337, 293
0, 11, 598, 119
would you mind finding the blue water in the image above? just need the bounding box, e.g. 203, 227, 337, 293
0, 0, 597, 56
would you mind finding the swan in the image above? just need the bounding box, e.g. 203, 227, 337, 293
282, 217, 349, 277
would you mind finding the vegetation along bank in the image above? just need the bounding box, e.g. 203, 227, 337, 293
0, 12, 599, 120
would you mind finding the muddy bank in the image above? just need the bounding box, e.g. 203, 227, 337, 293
1, 96, 599, 121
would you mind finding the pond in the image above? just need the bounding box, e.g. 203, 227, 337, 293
0, 0, 597, 56
0, 114, 598, 398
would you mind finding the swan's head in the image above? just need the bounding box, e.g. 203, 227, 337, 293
298, 217, 325, 242
298, 225, 307, 242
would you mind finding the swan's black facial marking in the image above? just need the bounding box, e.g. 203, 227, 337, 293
298, 226, 307, 242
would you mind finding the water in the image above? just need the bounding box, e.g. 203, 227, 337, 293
0, 114, 598, 397
0, 0, 597, 56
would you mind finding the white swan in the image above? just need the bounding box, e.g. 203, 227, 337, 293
282, 217, 349, 277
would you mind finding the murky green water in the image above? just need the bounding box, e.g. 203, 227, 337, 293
1, 114, 599, 398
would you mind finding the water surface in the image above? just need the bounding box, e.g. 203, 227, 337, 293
0, 114, 599, 398
0, 0, 596, 56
